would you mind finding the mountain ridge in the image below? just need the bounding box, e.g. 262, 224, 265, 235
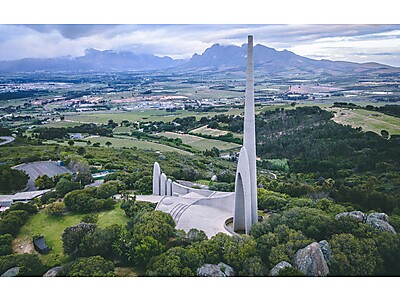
0, 43, 398, 75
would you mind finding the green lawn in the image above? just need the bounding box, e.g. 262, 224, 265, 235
15, 204, 129, 266
329, 108, 400, 135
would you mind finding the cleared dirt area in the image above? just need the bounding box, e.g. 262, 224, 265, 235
154, 131, 240, 151
191, 125, 233, 137
12, 237, 35, 254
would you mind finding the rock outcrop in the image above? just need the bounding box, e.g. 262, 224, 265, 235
1, 267, 21, 277
335, 211, 396, 234
270, 261, 293, 276
293, 242, 329, 276
335, 211, 365, 222
43, 266, 63, 277
366, 213, 396, 234
197, 262, 234, 277
318, 240, 332, 265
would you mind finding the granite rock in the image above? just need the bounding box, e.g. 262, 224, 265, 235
270, 261, 293, 276
197, 263, 234, 277
1, 267, 21, 277
335, 211, 365, 222
43, 266, 63, 277
293, 242, 329, 277
366, 216, 396, 234
318, 240, 332, 265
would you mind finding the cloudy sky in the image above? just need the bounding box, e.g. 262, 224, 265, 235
0, 24, 399, 66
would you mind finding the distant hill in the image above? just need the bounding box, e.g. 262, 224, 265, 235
0, 44, 399, 76
0, 49, 182, 72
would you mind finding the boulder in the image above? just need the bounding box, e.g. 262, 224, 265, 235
197, 263, 234, 277
1, 267, 21, 277
318, 240, 332, 265
293, 242, 329, 277
218, 262, 235, 277
270, 261, 293, 276
43, 266, 62, 277
367, 212, 389, 222
335, 211, 365, 222
366, 216, 396, 234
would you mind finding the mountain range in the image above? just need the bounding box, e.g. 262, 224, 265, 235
0, 44, 398, 76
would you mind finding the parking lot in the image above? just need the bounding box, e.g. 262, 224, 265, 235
14, 161, 73, 191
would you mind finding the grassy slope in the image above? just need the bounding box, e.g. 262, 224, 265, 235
329, 108, 400, 135
15, 204, 129, 266
43, 135, 193, 155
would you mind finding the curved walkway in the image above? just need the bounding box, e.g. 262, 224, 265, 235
0, 136, 15, 146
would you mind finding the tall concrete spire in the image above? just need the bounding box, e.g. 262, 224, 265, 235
233, 35, 258, 234
244, 35, 258, 225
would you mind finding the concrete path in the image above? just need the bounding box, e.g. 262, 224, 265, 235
0, 136, 15, 146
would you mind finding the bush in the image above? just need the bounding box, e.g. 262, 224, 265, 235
0, 210, 29, 236
45, 202, 66, 216
63, 256, 115, 277
0, 254, 46, 276
55, 179, 81, 197
0, 165, 29, 193
62, 223, 97, 256
64, 188, 114, 213
0, 234, 13, 256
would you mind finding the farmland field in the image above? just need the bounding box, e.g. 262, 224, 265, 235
329, 108, 400, 135
44, 135, 192, 155
154, 131, 240, 151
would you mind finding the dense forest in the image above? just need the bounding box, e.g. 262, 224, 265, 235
1, 104, 399, 277
255, 106, 400, 214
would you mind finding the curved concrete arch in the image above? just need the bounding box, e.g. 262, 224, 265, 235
233, 147, 252, 234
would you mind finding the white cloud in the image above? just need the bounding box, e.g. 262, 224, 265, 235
0, 24, 399, 66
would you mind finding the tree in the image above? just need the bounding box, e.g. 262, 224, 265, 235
68, 140, 75, 147
64, 188, 114, 213
145, 247, 202, 276
77, 146, 86, 155
208, 121, 219, 129
329, 233, 383, 276
0, 234, 13, 256
81, 213, 99, 224
64, 256, 115, 277
45, 202, 66, 216
381, 130, 389, 139
0, 165, 28, 193
96, 181, 119, 199
133, 211, 176, 244
55, 178, 81, 197
34, 174, 55, 190
79, 225, 121, 259
105, 141, 112, 148
0, 254, 46, 276
62, 223, 97, 256
133, 236, 165, 266
7, 202, 38, 214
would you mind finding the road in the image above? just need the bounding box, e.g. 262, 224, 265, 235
0, 136, 15, 146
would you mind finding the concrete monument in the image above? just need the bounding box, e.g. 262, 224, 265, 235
233, 35, 258, 234
146, 35, 258, 237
